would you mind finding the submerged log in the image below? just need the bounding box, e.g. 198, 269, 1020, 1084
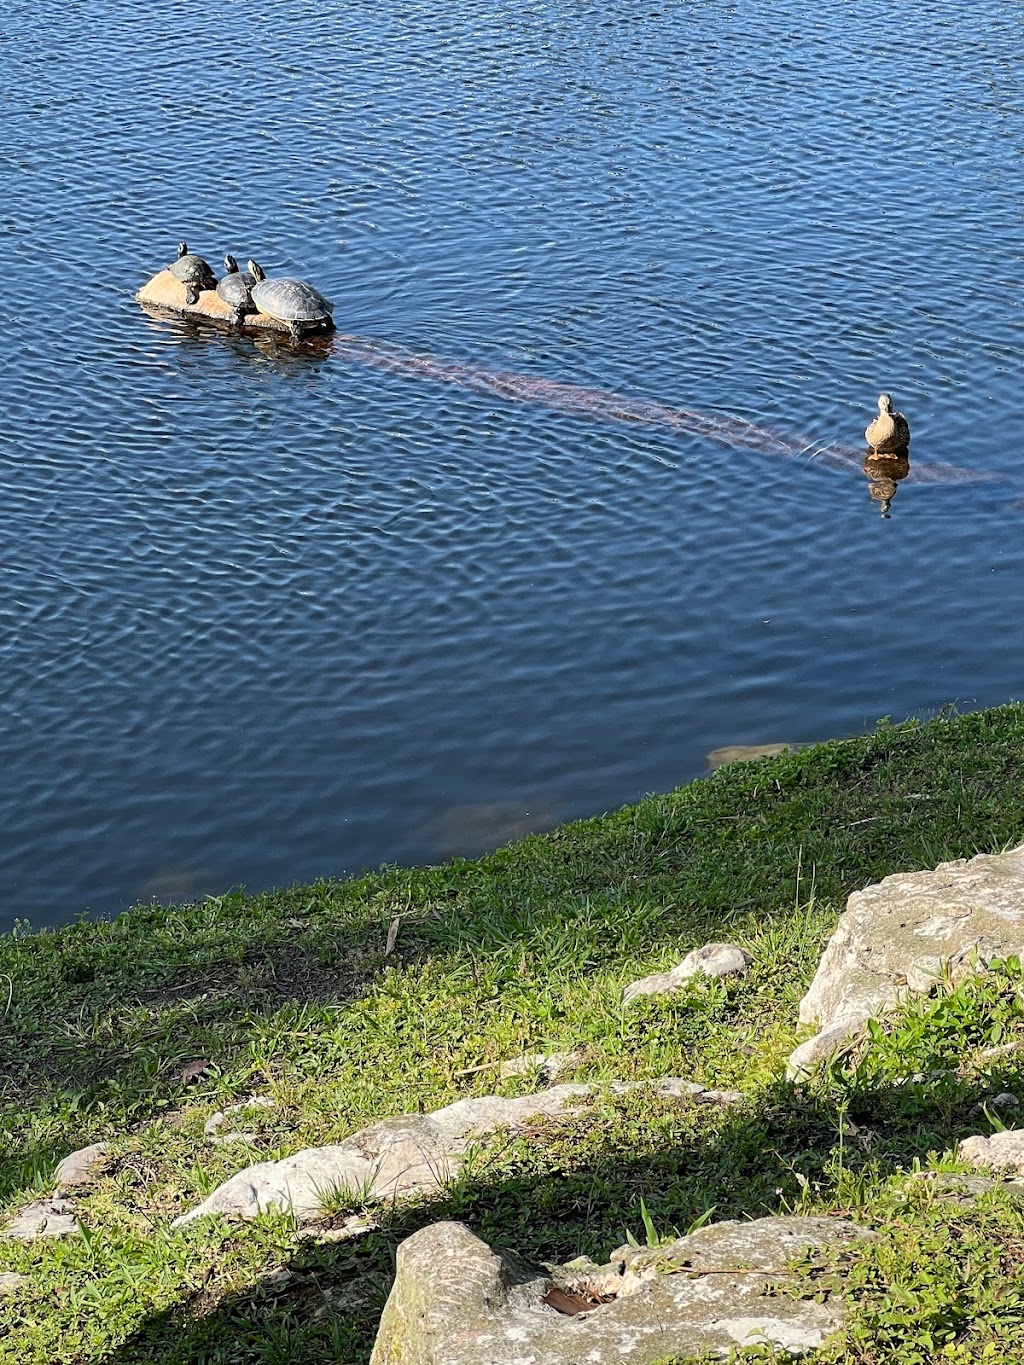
134, 270, 333, 335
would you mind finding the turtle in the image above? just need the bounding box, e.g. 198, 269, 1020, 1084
216, 254, 256, 327
168, 241, 217, 306
865, 392, 911, 455
246, 259, 334, 340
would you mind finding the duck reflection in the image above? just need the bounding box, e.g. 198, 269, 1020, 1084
863, 449, 910, 518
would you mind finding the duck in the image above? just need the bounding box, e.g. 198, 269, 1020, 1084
865, 393, 911, 454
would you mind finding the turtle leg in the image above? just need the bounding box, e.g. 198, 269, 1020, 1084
288, 320, 302, 342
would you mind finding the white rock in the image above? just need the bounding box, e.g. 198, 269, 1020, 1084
173, 1079, 739, 1226
959, 1130, 1024, 1173
789, 845, 1024, 1078
369, 1216, 872, 1364
0, 1272, 29, 1294
3, 1199, 79, 1240
53, 1142, 107, 1191
786, 1012, 871, 1082
624, 943, 751, 1002
205, 1096, 275, 1136
498, 1050, 580, 1081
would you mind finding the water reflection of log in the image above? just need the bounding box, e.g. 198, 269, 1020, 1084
863, 451, 911, 518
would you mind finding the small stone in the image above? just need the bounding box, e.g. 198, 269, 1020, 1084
678, 942, 751, 980
206, 1096, 274, 1136
624, 943, 751, 1003
907, 1172, 1024, 1206
0, 1272, 29, 1295
295, 1213, 379, 1243
499, 1051, 580, 1081
3, 1199, 80, 1240
959, 1130, 1024, 1174
54, 1143, 108, 1191
990, 1093, 1020, 1108
786, 1012, 871, 1082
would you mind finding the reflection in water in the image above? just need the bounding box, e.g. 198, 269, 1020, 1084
864, 450, 911, 518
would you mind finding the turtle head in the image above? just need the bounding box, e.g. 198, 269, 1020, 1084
247, 259, 266, 283
177, 241, 188, 258
224, 254, 239, 273
878, 393, 894, 414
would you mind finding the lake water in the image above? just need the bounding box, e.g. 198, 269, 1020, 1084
2, 0, 1023, 930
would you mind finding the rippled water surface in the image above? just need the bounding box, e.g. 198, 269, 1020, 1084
3, 1, 1024, 927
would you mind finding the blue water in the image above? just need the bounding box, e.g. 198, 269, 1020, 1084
2, 0, 1023, 928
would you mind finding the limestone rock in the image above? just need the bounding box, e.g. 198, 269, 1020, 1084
205, 1097, 275, 1145
370, 1215, 871, 1364
173, 1079, 739, 1226
959, 1129, 1024, 1174
904, 1171, 1024, 1205
789, 845, 1024, 1076
136, 271, 290, 333
786, 1012, 871, 1082
0, 1272, 29, 1295
624, 942, 751, 1002
3, 1199, 79, 1240
498, 1050, 581, 1082
53, 1142, 107, 1191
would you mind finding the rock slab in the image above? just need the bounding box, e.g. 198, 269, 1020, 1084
173, 1080, 739, 1226
136, 270, 331, 336
789, 845, 1024, 1076
624, 942, 751, 1002
370, 1215, 871, 1364
959, 1130, 1024, 1174
54, 1142, 108, 1191
2, 1199, 79, 1241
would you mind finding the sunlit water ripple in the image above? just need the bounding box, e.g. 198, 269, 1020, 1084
1, 0, 1023, 926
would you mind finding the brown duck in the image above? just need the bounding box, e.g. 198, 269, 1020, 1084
865, 393, 911, 454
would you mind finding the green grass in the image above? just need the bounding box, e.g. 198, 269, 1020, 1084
1, 704, 1024, 1362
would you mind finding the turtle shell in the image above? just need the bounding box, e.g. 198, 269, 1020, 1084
170, 252, 215, 288
216, 270, 254, 308
249, 276, 333, 323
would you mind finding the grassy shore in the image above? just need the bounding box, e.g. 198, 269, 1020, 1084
2, 706, 1024, 1363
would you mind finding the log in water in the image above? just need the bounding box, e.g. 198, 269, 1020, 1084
135, 273, 1006, 493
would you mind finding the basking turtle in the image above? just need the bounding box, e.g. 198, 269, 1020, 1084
168, 241, 216, 306
216, 254, 256, 327
865, 392, 911, 454
246, 259, 334, 339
